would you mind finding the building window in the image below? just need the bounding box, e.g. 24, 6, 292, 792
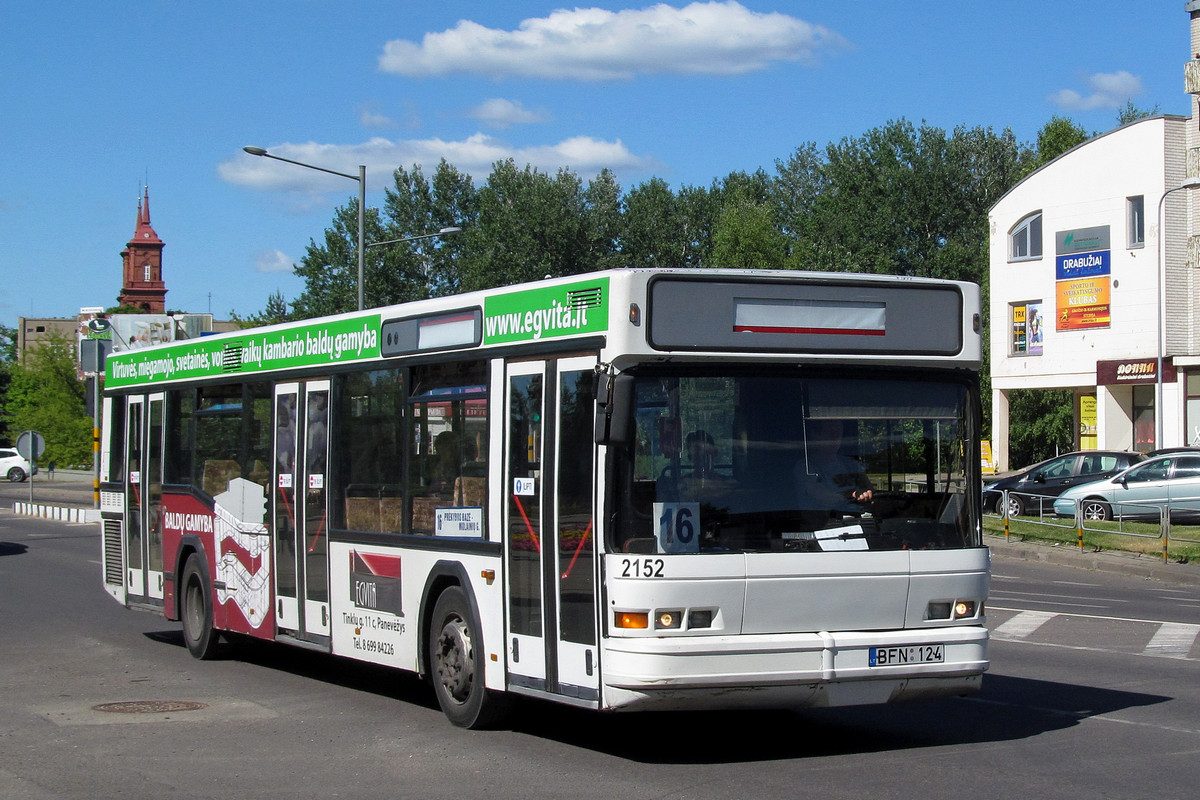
1009, 212, 1043, 261
1010, 301, 1044, 356
144, 264, 152, 282
1187, 373, 1200, 446
1127, 196, 1145, 248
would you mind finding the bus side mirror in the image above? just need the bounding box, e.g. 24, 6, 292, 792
594, 373, 634, 446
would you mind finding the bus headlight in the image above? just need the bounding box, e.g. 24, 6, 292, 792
655, 611, 682, 630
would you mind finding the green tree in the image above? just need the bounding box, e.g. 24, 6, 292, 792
1117, 100, 1160, 126
457, 160, 596, 291
776, 119, 1029, 284
2, 332, 91, 467
622, 178, 687, 269
0, 323, 16, 445
289, 201, 387, 319
582, 168, 624, 272
1006, 389, 1076, 467
231, 290, 292, 328
712, 179, 788, 270
1033, 116, 1089, 167
384, 160, 478, 298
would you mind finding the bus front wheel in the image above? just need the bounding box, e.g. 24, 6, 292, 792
428, 586, 511, 729
181, 553, 220, 660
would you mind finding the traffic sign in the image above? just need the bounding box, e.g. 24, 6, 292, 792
16, 430, 46, 462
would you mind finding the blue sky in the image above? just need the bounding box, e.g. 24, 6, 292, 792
0, 1, 1191, 328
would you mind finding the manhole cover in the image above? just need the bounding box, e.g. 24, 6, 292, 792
91, 701, 209, 714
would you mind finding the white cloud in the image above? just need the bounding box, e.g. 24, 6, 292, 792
253, 249, 293, 273
218, 135, 657, 197
360, 108, 397, 128
379, 1, 848, 81
358, 102, 421, 130
1049, 71, 1144, 111
469, 98, 550, 129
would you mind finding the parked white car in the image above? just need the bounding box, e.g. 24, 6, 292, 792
0, 447, 37, 482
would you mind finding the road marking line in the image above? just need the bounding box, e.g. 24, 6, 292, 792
990, 605, 1197, 627
1142, 622, 1200, 659
992, 610, 1056, 639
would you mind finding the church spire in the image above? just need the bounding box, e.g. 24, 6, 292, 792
133, 186, 162, 244
119, 186, 167, 313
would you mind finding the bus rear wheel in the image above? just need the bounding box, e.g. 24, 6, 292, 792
181, 553, 220, 660
429, 586, 510, 729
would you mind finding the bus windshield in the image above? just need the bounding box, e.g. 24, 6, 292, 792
612, 369, 979, 554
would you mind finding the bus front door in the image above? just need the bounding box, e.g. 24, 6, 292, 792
124, 393, 165, 607
504, 356, 599, 703
272, 380, 331, 644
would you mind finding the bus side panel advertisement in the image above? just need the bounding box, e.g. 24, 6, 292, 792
106, 313, 384, 388
329, 543, 410, 669
159, 484, 273, 638
482, 277, 609, 344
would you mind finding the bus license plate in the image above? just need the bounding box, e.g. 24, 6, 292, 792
869, 644, 944, 667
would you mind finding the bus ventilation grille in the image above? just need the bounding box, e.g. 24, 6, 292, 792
219, 341, 244, 372
103, 519, 123, 586
568, 286, 603, 309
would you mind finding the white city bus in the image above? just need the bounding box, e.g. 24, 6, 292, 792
100, 268, 989, 728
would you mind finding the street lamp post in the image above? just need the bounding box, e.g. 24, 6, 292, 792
1154, 176, 1200, 448
365, 226, 463, 292
243, 146, 366, 311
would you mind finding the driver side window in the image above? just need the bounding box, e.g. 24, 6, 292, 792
1126, 459, 1169, 483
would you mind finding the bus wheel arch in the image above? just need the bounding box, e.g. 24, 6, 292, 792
421, 565, 511, 729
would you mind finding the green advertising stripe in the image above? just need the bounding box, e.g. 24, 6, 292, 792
106, 314, 382, 388
482, 277, 609, 344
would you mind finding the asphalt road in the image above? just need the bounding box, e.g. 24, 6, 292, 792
1, 496, 1198, 799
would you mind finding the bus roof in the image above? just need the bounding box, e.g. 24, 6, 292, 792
104, 268, 979, 390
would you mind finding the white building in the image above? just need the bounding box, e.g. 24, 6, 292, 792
986, 2, 1200, 471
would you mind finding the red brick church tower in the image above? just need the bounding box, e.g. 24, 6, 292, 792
118, 187, 167, 313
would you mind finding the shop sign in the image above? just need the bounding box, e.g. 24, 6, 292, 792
1054, 226, 1112, 333
1096, 358, 1176, 385
1055, 249, 1110, 280
1056, 277, 1110, 331
1056, 225, 1111, 254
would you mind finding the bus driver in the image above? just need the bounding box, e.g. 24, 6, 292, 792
794, 418, 873, 526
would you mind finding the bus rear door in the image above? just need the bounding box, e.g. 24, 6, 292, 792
124, 393, 165, 607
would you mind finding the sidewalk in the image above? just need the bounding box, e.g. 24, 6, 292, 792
4, 468, 100, 523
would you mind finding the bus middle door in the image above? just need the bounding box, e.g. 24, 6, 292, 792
272, 380, 331, 644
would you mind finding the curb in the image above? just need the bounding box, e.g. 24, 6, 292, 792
988, 533, 1200, 587
11, 503, 100, 524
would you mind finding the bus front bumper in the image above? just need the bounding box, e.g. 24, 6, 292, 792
600, 625, 988, 712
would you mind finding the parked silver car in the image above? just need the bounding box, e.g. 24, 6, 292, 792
1052, 451, 1200, 521
0, 447, 36, 482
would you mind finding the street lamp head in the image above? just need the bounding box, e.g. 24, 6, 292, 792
243, 146, 269, 156
439, 226, 463, 235
1180, 176, 1200, 190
